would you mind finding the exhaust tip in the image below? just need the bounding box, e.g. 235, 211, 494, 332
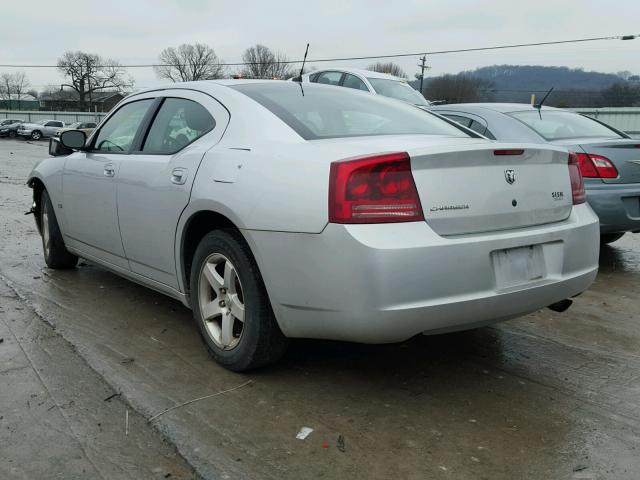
548, 299, 573, 313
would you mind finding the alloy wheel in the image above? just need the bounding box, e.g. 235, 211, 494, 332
198, 253, 245, 350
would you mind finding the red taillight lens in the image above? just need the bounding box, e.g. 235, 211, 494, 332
575, 153, 618, 179
329, 152, 424, 224
493, 149, 524, 156
568, 152, 586, 205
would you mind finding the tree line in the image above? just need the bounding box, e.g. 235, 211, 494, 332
2, 43, 639, 111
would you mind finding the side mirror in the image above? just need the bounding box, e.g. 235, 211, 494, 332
49, 137, 72, 157
60, 130, 87, 150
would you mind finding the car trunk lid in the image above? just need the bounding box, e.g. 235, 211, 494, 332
407, 144, 573, 236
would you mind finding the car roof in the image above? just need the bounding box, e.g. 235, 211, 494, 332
432, 103, 561, 114
307, 67, 406, 81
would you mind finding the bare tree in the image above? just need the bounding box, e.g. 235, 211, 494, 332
367, 62, 407, 78
0, 72, 30, 109
154, 43, 225, 82
240, 44, 295, 79
57, 51, 133, 110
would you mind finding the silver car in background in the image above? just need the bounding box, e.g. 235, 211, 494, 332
433, 103, 640, 244
27, 81, 599, 371
17, 119, 65, 140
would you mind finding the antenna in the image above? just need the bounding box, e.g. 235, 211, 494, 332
534, 87, 554, 119
293, 43, 310, 82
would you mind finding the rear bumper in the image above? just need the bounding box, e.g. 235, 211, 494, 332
244, 204, 600, 343
586, 182, 640, 234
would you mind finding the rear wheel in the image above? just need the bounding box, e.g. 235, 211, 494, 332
8, 130, 16, 138
190, 229, 288, 371
601, 232, 625, 245
40, 190, 78, 269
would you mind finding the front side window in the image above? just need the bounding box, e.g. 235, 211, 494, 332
232, 83, 469, 140
508, 110, 625, 141
93, 99, 153, 152
142, 98, 215, 154
367, 78, 429, 107
342, 74, 369, 91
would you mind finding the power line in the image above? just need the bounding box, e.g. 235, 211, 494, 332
0, 34, 637, 69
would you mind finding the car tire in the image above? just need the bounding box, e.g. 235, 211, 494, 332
601, 232, 625, 245
31, 130, 42, 140
40, 190, 78, 269
8, 131, 16, 138
190, 229, 288, 371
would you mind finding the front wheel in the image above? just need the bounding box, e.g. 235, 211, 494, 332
190, 229, 288, 371
601, 232, 625, 245
40, 190, 78, 269
31, 130, 42, 140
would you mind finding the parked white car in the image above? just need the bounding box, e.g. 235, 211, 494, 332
300, 67, 431, 107
17, 119, 65, 140
28, 80, 599, 371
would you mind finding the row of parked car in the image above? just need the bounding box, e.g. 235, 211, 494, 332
0, 118, 96, 140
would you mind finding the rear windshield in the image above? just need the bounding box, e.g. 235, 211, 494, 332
367, 78, 430, 107
231, 82, 465, 140
508, 110, 624, 141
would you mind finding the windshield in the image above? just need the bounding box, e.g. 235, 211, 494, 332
36, 120, 48, 125
232, 82, 467, 140
69, 122, 81, 128
366, 78, 429, 107
508, 110, 624, 141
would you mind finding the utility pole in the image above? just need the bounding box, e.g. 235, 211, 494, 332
417, 55, 430, 94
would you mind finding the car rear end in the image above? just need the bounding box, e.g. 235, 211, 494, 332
569, 139, 640, 234
229, 83, 599, 343
250, 141, 598, 343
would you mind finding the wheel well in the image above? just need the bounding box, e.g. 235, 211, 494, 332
28, 178, 45, 232
181, 211, 239, 296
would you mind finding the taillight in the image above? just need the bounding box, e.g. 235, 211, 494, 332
575, 152, 618, 179
568, 152, 586, 205
494, 149, 524, 156
329, 152, 424, 224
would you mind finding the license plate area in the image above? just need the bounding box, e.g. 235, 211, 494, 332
492, 245, 547, 290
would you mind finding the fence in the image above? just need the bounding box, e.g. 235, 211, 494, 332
0, 110, 107, 125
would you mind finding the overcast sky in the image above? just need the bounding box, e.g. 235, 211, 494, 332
1, 0, 638, 91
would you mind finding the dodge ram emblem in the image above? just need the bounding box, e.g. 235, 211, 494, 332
504, 169, 516, 185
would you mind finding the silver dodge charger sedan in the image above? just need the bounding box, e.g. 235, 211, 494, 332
27, 80, 599, 371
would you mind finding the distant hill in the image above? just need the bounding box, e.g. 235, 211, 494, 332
467, 65, 624, 92
411, 65, 635, 106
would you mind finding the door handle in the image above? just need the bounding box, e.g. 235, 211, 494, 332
104, 164, 115, 177
171, 168, 188, 185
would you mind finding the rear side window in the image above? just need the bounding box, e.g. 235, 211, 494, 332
142, 98, 215, 154
93, 99, 153, 152
315, 71, 343, 86
232, 83, 469, 140
442, 114, 472, 127
508, 110, 625, 140
342, 74, 368, 91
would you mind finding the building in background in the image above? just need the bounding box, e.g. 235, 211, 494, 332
0, 94, 39, 111
38, 91, 125, 112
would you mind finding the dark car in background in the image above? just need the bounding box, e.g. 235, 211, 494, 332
432, 103, 640, 244
0, 119, 24, 138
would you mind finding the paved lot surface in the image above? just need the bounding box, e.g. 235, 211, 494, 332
1, 139, 639, 479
